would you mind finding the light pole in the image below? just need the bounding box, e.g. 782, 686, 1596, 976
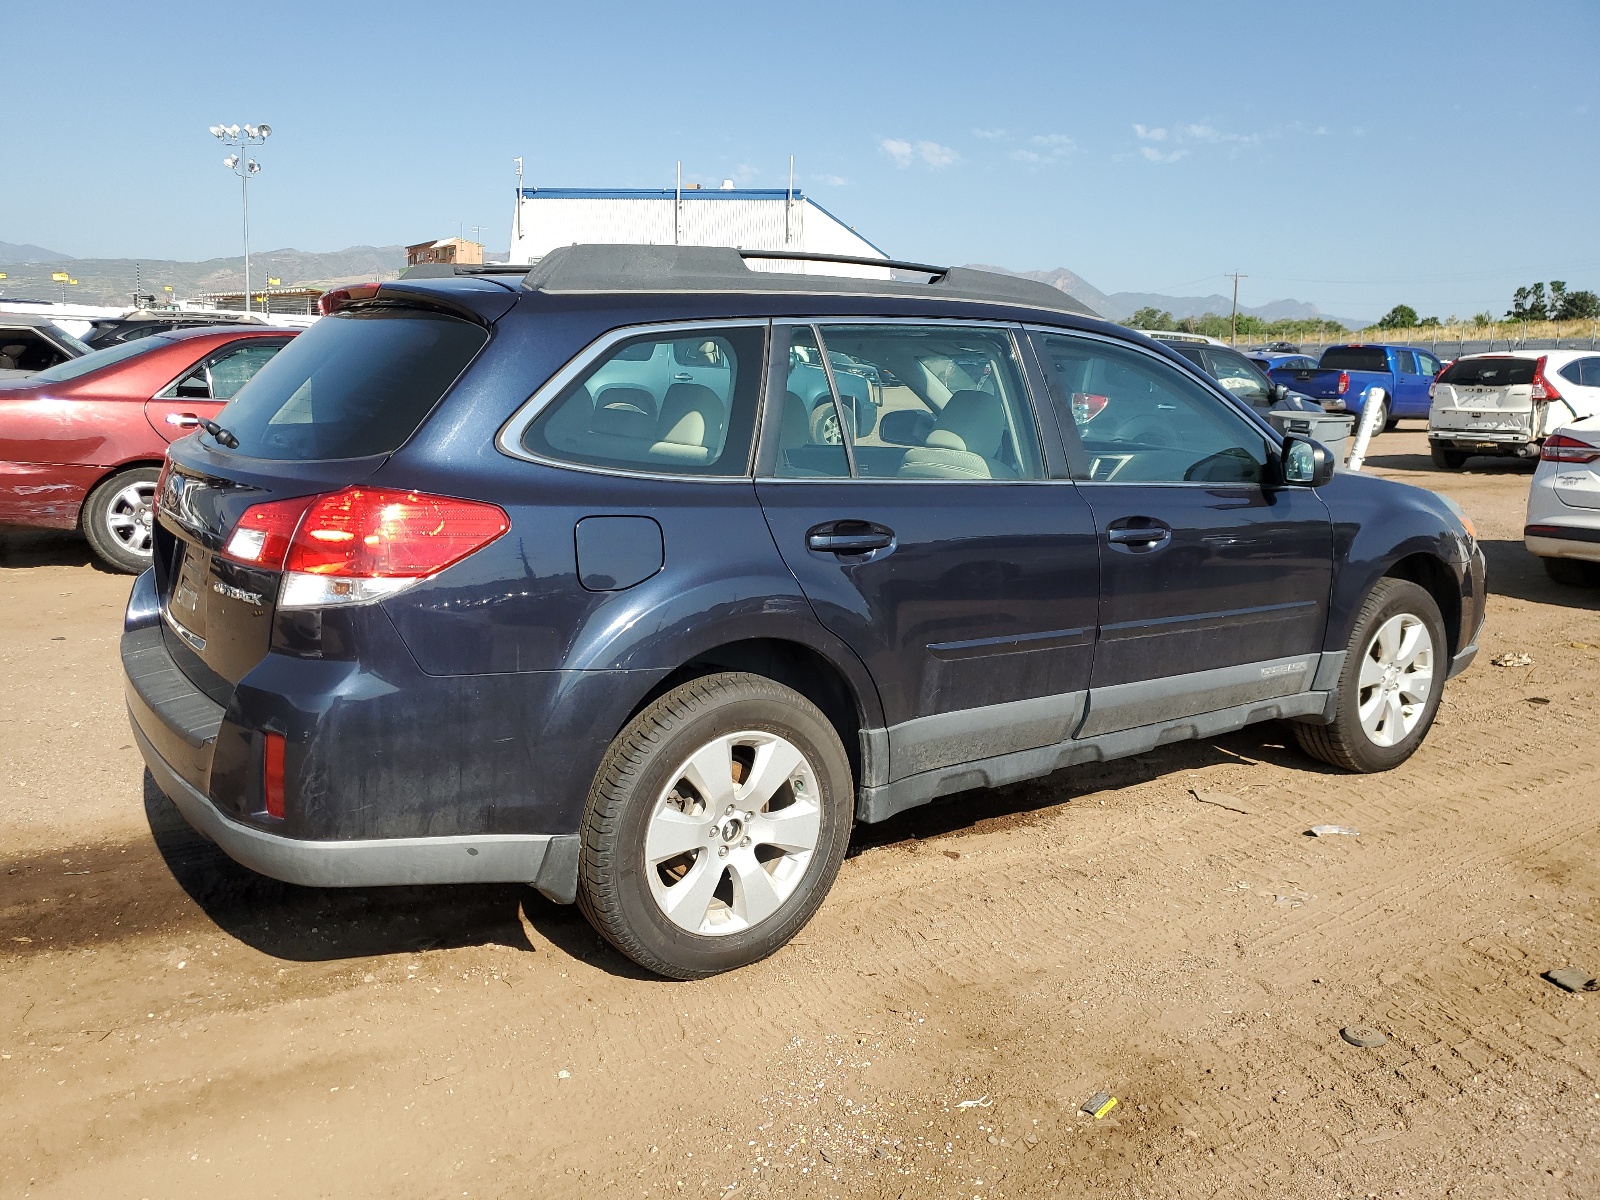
209, 122, 272, 313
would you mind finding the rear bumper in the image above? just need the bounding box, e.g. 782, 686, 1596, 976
132, 716, 579, 898
1525, 523, 1600, 564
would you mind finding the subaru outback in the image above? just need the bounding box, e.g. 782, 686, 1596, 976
124, 245, 1486, 978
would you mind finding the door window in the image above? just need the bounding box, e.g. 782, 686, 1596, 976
525, 325, 765, 476
1202, 347, 1273, 407
1416, 352, 1441, 377
1395, 349, 1419, 374
772, 324, 1043, 480
1035, 332, 1272, 484
0, 328, 71, 372
771, 327, 851, 478
1558, 356, 1600, 387
208, 342, 287, 399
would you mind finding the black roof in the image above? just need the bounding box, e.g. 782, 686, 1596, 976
399, 244, 1100, 319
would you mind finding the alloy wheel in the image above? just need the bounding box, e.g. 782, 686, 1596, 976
1356, 612, 1434, 747
105, 480, 156, 558
644, 730, 822, 936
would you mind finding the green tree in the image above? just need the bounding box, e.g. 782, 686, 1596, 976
1124, 306, 1174, 330
1554, 288, 1600, 321
1507, 283, 1549, 321
1376, 304, 1419, 329
1472, 312, 1494, 326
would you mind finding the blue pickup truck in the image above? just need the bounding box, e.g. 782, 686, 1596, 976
1267, 344, 1444, 430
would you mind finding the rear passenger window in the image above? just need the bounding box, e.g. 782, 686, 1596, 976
1036, 332, 1271, 485
1559, 357, 1600, 387
526, 326, 765, 475
775, 324, 1043, 481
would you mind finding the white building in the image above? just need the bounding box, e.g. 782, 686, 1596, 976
508, 185, 888, 275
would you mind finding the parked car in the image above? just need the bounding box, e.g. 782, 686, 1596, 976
82, 311, 292, 350
0, 312, 93, 378
1151, 336, 1323, 413
0, 326, 295, 571
1247, 351, 1319, 374
1268, 344, 1444, 428
124, 246, 1484, 979
1428, 351, 1600, 470
1525, 412, 1600, 585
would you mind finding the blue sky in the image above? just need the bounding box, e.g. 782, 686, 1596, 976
7, 0, 1598, 320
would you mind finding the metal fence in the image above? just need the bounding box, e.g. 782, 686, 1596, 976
1283, 324, 1600, 358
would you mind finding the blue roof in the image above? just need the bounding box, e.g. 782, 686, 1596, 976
520, 187, 807, 201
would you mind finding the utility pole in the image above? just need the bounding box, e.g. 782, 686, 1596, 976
1226, 271, 1247, 346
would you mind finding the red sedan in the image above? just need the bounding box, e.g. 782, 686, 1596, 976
0, 326, 296, 571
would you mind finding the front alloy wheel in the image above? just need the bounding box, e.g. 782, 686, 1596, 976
578, 673, 853, 978
1294, 578, 1448, 772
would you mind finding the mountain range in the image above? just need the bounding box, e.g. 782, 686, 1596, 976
2, 240, 1364, 326
973, 265, 1367, 329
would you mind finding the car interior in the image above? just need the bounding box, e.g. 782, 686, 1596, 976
0, 328, 73, 372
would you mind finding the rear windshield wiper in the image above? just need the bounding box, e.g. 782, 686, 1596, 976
199, 418, 240, 449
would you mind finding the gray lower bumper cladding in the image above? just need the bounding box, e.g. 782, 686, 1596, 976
132, 720, 581, 903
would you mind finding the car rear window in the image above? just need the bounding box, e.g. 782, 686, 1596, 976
214, 307, 487, 460
1319, 346, 1390, 372
1437, 357, 1536, 387
27, 335, 171, 383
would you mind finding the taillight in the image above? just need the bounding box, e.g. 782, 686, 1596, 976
1531, 356, 1564, 403
1071, 392, 1109, 423
263, 732, 286, 820
1540, 433, 1600, 463
277, 487, 509, 609
222, 495, 320, 568
1338, 371, 1349, 396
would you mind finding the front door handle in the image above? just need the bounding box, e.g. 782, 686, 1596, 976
806, 521, 894, 555
165, 412, 202, 428
672, 372, 693, 382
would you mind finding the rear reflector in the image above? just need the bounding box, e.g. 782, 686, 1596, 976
263, 732, 286, 820
1540, 433, 1600, 463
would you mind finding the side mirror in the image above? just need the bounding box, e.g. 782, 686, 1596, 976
1272, 382, 1289, 402
1280, 435, 1335, 487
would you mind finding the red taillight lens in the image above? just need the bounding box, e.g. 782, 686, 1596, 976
263, 732, 286, 820
222, 495, 321, 569
1540, 433, 1600, 463
285, 487, 510, 578
1071, 392, 1109, 423
1531, 355, 1564, 403
1338, 371, 1349, 396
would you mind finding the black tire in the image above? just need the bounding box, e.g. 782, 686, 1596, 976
1543, 557, 1600, 587
577, 672, 853, 979
81, 466, 160, 574
1430, 446, 1468, 470
1294, 578, 1448, 773
809, 401, 843, 446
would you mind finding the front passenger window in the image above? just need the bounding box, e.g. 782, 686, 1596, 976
1036, 333, 1271, 484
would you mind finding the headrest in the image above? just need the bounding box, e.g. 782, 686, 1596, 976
590, 391, 655, 440
657, 382, 725, 448
925, 390, 1006, 458
779, 390, 808, 446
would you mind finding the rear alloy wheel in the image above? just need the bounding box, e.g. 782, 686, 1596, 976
577, 673, 853, 979
81, 466, 160, 574
1294, 578, 1447, 773
1430, 446, 1468, 470
1543, 557, 1600, 587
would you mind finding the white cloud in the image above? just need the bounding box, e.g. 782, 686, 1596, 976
814, 173, 849, 187
1133, 124, 1167, 141
1010, 133, 1076, 166
1133, 120, 1258, 162
916, 140, 959, 167
1140, 145, 1188, 164
880, 138, 914, 167
972, 128, 1008, 140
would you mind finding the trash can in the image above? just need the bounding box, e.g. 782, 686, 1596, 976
1267, 410, 1356, 464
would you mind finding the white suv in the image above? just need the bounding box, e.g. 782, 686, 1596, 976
1429, 350, 1600, 469
1525, 405, 1600, 586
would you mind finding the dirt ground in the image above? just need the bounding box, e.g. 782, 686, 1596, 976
3, 429, 1598, 1200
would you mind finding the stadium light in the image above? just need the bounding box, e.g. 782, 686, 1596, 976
210, 122, 272, 314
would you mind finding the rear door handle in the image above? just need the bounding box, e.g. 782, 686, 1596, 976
806, 521, 894, 554
672, 372, 693, 382
165, 413, 202, 427
1106, 520, 1172, 552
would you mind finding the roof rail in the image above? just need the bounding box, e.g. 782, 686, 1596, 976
398, 262, 530, 279
512, 244, 1099, 317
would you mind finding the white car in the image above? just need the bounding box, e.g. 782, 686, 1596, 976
1525, 412, 1600, 585
1429, 350, 1600, 469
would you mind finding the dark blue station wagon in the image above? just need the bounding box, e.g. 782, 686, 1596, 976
124, 246, 1486, 978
